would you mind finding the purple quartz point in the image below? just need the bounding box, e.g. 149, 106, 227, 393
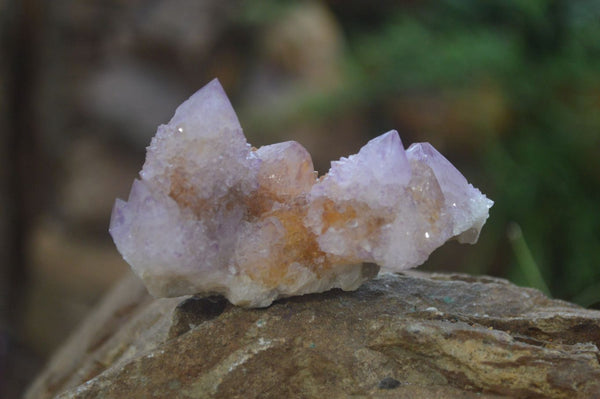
406, 143, 493, 243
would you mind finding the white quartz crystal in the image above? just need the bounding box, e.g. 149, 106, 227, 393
110, 79, 493, 307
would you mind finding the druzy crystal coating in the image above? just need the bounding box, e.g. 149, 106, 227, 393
109, 79, 493, 307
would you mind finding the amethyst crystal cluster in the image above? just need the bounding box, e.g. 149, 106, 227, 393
110, 79, 493, 307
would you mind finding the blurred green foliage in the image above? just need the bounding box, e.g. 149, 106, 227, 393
241, 0, 600, 307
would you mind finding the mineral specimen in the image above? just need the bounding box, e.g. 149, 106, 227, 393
109, 79, 493, 307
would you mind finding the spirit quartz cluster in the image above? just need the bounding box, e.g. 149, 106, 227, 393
110, 79, 493, 307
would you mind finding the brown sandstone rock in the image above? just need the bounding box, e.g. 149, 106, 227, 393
25, 272, 600, 399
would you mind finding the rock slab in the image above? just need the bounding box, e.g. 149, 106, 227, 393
25, 272, 600, 399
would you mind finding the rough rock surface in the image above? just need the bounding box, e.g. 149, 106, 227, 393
26, 272, 600, 399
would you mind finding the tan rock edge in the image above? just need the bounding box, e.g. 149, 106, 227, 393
26, 272, 600, 399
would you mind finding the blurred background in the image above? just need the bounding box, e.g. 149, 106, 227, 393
1, 0, 599, 397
